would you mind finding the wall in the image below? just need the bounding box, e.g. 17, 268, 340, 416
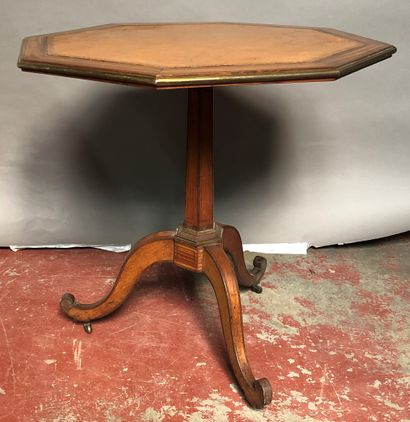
1, 1, 409, 247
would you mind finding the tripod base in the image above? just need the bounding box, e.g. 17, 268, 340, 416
60, 223, 272, 408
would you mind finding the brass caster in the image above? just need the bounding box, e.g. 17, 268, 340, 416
250, 284, 263, 294
250, 256, 267, 278
83, 322, 93, 334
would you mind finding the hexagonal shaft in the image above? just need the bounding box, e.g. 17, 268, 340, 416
183, 87, 214, 231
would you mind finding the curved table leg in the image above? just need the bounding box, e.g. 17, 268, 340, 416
222, 225, 267, 293
60, 231, 175, 323
203, 245, 272, 408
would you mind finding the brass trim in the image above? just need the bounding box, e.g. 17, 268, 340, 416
17, 61, 156, 87
18, 44, 396, 89
155, 46, 396, 87
155, 69, 339, 87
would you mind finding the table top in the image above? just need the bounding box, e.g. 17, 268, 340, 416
18, 22, 396, 89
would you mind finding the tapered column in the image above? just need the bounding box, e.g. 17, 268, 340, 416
183, 87, 214, 230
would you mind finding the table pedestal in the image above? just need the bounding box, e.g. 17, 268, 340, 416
60, 87, 272, 408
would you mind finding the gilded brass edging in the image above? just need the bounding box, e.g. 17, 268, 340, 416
17, 61, 156, 87
154, 69, 338, 87
18, 44, 396, 89
155, 46, 396, 87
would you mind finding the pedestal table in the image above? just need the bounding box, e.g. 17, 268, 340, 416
18, 23, 396, 408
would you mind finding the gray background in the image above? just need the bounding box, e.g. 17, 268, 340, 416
1, 1, 408, 247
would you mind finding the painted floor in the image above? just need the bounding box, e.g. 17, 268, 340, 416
0, 233, 409, 421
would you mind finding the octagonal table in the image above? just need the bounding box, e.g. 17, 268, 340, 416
18, 23, 396, 408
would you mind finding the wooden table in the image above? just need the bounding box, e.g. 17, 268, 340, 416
18, 23, 396, 408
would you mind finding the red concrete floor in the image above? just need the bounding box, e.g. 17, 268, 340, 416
0, 233, 409, 421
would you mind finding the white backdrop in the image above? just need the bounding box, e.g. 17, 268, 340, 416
1, 1, 409, 247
